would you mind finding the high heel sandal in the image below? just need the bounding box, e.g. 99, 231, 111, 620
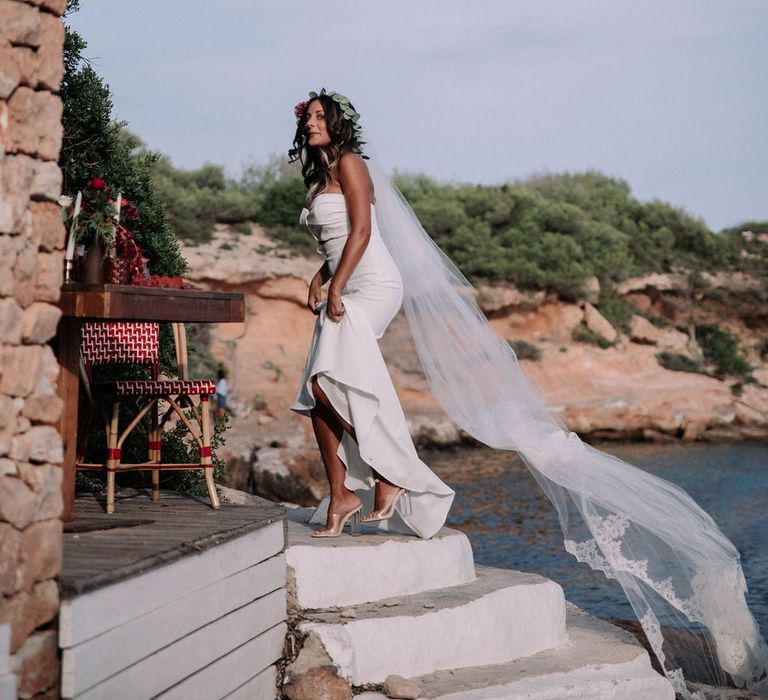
362, 483, 412, 523
312, 503, 363, 538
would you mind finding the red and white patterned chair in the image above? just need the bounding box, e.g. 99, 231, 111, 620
76, 321, 220, 513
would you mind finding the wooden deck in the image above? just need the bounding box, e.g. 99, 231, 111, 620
59, 489, 287, 699
61, 489, 285, 598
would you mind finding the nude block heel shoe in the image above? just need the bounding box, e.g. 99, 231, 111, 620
312, 504, 363, 538
362, 486, 411, 523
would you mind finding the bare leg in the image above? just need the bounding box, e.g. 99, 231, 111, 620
310, 377, 361, 534
311, 376, 357, 440
310, 376, 402, 524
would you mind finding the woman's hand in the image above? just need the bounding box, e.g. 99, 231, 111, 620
307, 274, 323, 314
326, 286, 346, 323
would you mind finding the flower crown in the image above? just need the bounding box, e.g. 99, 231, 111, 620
294, 88, 367, 158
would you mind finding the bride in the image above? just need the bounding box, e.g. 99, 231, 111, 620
288, 90, 455, 540
288, 88, 768, 697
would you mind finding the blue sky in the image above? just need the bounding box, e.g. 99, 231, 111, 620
68, 1, 767, 231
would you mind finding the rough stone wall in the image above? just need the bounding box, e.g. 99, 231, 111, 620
0, 0, 67, 697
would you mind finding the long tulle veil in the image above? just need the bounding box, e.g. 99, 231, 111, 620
365, 148, 768, 697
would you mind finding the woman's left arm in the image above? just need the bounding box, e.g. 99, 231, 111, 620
327, 154, 372, 321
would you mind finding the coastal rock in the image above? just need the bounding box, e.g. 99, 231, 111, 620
253, 446, 327, 504
179, 225, 768, 465
581, 302, 618, 343
617, 272, 689, 295
283, 632, 351, 700
628, 315, 689, 354
283, 666, 351, 700
583, 275, 601, 304
215, 485, 262, 505
490, 300, 583, 343
753, 368, 768, 387
700, 270, 763, 292
221, 438, 327, 506
384, 674, 421, 699
406, 413, 463, 447
474, 283, 546, 314
182, 224, 318, 286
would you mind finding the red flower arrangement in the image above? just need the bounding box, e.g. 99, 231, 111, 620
131, 274, 197, 290
67, 176, 195, 289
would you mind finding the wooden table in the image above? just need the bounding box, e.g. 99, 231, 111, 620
56, 284, 246, 521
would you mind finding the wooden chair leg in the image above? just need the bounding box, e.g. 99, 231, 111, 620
106, 401, 120, 514
150, 400, 160, 502
200, 395, 219, 509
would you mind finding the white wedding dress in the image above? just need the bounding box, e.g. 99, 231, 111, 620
290, 193, 455, 539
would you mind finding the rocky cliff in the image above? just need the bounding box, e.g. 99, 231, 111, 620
181, 224, 768, 502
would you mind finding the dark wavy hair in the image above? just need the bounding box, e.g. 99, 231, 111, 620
288, 94, 366, 195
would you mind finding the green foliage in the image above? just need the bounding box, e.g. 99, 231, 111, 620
158, 414, 229, 497
720, 220, 768, 236
151, 153, 311, 253
258, 177, 308, 228
656, 327, 751, 379
87, 140, 766, 295
695, 324, 751, 378
60, 19, 185, 276
151, 158, 259, 244
154, 155, 763, 295
507, 339, 542, 361
266, 224, 319, 257
572, 322, 613, 349
72, 185, 118, 249
389, 169, 750, 298
718, 221, 768, 279
655, 352, 704, 374
595, 289, 639, 333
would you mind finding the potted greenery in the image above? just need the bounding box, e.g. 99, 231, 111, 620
68, 177, 141, 284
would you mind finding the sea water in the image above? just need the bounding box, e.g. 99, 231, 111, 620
424, 441, 768, 638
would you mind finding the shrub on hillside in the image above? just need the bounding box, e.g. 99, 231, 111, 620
695, 324, 751, 378
572, 323, 613, 349
655, 352, 703, 374
595, 289, 638, 334
152, 159, 257, 243
507, 339, 542, 361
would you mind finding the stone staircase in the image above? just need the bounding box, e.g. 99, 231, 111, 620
283, 507, 675, 699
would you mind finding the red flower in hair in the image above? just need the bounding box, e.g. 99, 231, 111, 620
89, 177, 106, 190
294, 100, 309, 120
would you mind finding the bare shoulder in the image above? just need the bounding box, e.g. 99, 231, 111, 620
338, 153, 373, 200
338, 152, 369, 181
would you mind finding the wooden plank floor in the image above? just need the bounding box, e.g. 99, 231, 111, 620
61, 489, 285, 599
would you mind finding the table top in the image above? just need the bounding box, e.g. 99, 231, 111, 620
58, 283, 245, 323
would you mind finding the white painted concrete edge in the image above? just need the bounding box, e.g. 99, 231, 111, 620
287, 531, 475, 608
436, 655, 674, 700
301, 580, 567, 684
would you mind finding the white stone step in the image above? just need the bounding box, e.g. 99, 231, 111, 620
286, 507, 475, 609
299, 565, 567, 685
355, 604, 674, 699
